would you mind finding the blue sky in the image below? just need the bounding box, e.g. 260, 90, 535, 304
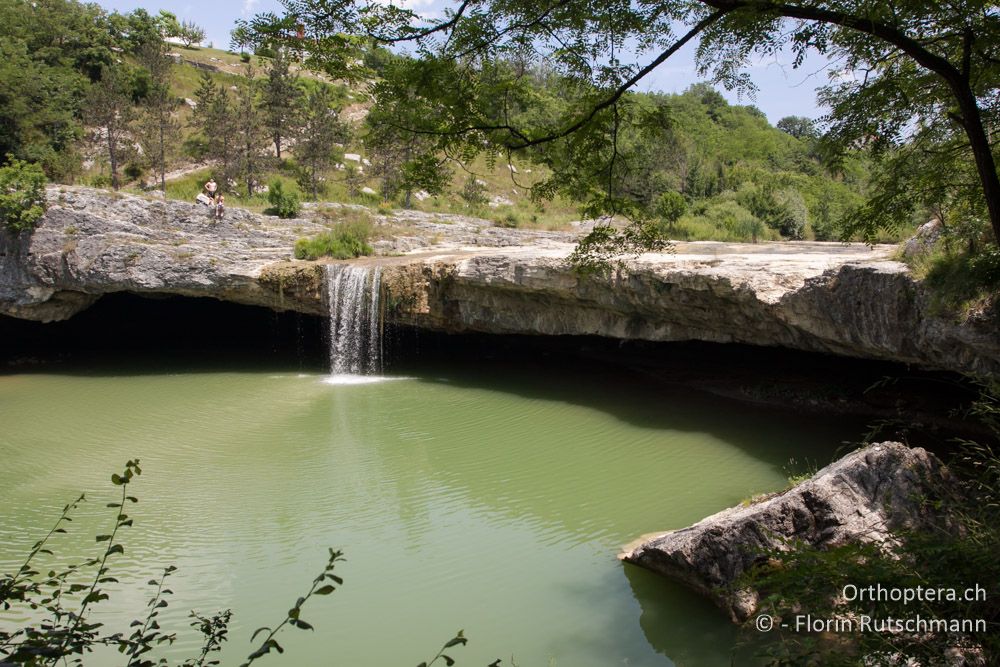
94, 0, 832, 124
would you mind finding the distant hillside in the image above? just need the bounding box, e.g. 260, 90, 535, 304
0, 0, 887, 242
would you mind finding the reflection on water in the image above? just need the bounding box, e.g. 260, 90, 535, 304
0, 359, 861, 666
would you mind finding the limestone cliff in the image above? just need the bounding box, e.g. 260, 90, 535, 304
380, 247, 999, 376
1, 186, 997, 376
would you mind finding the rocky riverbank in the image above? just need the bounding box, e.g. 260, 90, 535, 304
619, 442, 952, 623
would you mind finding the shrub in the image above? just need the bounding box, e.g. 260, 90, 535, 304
124, 162, 145, 182
0, 461, 473, 666
90, 173, 112, 189
460, 175, 488, 208
917, 243, 1000, 317
968, 245, 1000, 287
0, 156, 47, 234
653, 191, 686, 228
741, 383, 1000, 666
494, 211, 520, 228
267, 179, 300, 219
294, 220, 374, 260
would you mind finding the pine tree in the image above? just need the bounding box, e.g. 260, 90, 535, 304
262, 49, 302, 160
232, 65, 270, 198
86, 64, 135, 191
136, 40, 180, 193
190, 71, 237, 183
295, 87, 346, 199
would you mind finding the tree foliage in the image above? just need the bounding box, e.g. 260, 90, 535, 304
233, 66, 272, 198
178, 20, 206, 49
0, 156, 47, 234
238, 0, 1000, 257
295, 86, 347, 198
191, 71, 238, 180
86, 63, 136, 191
136, 40, 180, 193
262, 49, 303, 160
776, 116, 816, 140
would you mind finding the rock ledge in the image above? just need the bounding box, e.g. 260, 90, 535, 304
619, 442, 950, 622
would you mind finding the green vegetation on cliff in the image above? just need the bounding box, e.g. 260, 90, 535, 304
0, 0, 869, 245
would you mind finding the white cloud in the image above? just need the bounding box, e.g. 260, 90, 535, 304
371, 0, 439, 10
242, 0, 260, 18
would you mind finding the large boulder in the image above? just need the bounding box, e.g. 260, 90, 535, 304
619, 442, 952, 622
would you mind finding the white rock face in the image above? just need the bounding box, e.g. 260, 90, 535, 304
620, 442, 953, 622
2, 187, 997, 375
381, 242, 1000, 375
343, 153, 361, 162
0, 186, 332, 320
488, 195, 513, 208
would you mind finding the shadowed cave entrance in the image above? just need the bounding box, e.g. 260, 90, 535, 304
0, 291, 978, 444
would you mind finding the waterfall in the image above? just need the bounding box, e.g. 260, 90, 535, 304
325, 264, 383, 376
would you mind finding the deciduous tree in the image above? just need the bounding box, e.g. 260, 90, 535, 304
239, 0, 1000, 249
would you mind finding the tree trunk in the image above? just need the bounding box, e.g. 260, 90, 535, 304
275, 133, 282, 160
701, 0, 1000, 244
159, 119, 167, 193
954, 86, 1000, 244
108, 133, 119, 191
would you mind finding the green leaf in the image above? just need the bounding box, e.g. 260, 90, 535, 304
108, 544, 124, 555
83, 591, 109, 604
315, 585, 335, 595
96, 534, 112, 542
250, 626, 272, 641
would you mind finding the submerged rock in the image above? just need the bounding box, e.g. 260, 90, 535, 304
619, 442, 951, 623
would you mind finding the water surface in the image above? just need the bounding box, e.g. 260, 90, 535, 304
0, 359, 860, 666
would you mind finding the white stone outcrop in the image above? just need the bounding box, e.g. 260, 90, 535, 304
619, 442, 953, 622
